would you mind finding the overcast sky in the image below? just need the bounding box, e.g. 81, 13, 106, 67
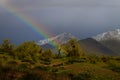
0, 0, 120, 44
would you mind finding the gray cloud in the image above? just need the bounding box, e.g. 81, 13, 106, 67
3, 0, 120, 9
0, 0, 120, 43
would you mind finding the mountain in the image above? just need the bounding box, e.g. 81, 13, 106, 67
79, 38, 118, 56
37, 33, 76, 52
93, 29, 120, 41
37, 32, 75, 46
93, 29, 120, 54
37, 31, 119, 56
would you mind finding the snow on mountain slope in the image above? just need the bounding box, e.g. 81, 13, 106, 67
93, 29, 120, 41
37, 33, 76, 45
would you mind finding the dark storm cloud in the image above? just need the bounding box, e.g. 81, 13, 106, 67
0, 8, 43, 44
2, 0, 120, 30
0, 0, 120, 44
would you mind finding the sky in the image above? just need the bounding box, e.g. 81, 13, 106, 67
0, 0, 120, 44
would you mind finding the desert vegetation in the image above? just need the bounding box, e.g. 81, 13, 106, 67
0, 39, 120, 80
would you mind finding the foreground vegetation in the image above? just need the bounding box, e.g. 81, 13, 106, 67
0, 39, 120, 80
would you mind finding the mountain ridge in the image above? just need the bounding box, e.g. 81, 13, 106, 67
93, 29, 120, 41
37, 29, 120, 56
37, 32, 76, 46
93, 29, 120, 54
79, 38, 118, 56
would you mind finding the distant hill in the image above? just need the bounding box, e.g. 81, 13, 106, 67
93, 29, 120, 41
37, 32, 76, 53
79, 38, 118, 56
38, 32, 119, 56
37, 33, 75, 46
93, 29, 120, 54
41, 43, 55, 50
100, 40, 120, 54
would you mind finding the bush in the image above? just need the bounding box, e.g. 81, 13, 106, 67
15, 63, 31, 72
107, 60, 120, 73
0, 39, 14, 54
15, 41, 42, 62
40, 49, 53, 63
20, 72, 44, 80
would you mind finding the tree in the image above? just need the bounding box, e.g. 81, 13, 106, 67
57, 45, 67, 58
41, 49, 53, 62
15, 41, 42, 62
0, 39, 14, 54
63, 39, 85, 62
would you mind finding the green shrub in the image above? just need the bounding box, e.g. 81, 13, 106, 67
0, 39, 14, 54
20, 72, 44, 80
107, 60, 120, 73
15, 63, 31, 72
72, 72, 93, 80
40, 49, 54, 63
15, 41, 42, 62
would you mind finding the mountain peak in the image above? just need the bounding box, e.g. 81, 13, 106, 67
115, 29, 120, 34
93, 29, 120, 41
37, 33, 75, 45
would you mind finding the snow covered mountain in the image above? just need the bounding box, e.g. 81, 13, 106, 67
37, 33, 76, 45
37, 30, 120, 55
93, 29, 120, 41
93, 29, 120, 54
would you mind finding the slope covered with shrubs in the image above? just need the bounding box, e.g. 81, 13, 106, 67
0, 39, 120, 80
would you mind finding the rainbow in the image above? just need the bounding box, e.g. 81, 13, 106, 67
0, 1, 58, 48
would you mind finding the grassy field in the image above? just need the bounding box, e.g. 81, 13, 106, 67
0, 39, 120, 80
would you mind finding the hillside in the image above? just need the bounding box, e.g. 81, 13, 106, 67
0, 39, 120, 80
37, 33, 75, 46
100, 40, 120, 54
40, 33, 119, 56
79, 38, 118, 56
93, 29, 120, 55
